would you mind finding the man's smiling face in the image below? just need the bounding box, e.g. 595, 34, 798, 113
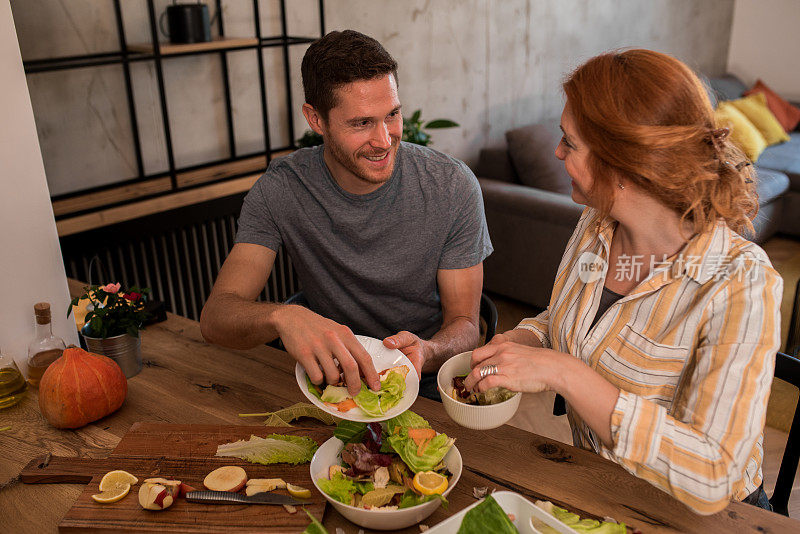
316, 74, 402, 193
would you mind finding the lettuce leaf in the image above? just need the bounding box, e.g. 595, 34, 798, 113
240, 402, 338, 427
354, 369, 407, 416
302, 508, 329, 534
398, 489, 448, 509
216, 434, 318, 465
385, 411, 454, 473
387, 431, 454, 473
378, 371, 406, 412
457, 495, 519, 534
353, 480, 375, 494
306, 375, 324, 400
387, 410, 430, 434
317, 471, 356, 505
354, 383, 383, 416
333, 420, 367, 444
342, 442, 393, 475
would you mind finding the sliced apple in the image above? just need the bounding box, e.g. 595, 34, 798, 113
139, 482, 174, 510
245, 485, 270, 497
143, 478, 181, 498
246, 478, 286, 490
203, 466, 247, 492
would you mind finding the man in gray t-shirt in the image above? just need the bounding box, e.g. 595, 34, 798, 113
236, 141, 491, 341
200, 30, 492, 398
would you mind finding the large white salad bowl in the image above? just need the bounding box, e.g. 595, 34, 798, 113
310, 436, 462, 530
295, 334, 420, 422
437, 351, 521, 430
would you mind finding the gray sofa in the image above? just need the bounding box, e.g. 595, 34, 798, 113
477, 115, 792, 309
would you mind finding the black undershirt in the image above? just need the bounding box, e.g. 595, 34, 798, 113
590, 286, 624, 330
553, 286, 624, 417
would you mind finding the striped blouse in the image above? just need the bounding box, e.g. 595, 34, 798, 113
516, 208, 783, 515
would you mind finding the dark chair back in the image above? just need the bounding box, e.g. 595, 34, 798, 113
786, 280, 800, 358
771, 351, 800, 516
480, 292, 498, 343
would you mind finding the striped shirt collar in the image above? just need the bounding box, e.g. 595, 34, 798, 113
593, 215, 732, 288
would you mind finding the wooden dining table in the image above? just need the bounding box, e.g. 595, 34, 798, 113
1, 284, 798, 533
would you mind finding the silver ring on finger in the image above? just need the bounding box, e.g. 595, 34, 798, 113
479, 364, 499, 378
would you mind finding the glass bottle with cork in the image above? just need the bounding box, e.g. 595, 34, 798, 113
26, 302, 66, 387
0, 348, 26, 409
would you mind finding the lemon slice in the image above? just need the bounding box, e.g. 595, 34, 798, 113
412, 471, 448, 495
286, 483, 312, 499
92, 483, 131, 503
99, 470, 139, 491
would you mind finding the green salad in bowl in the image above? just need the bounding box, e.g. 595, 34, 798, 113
310, 411, 462, 530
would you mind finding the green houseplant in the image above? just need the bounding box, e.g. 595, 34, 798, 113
68, 283, 151, 378
297, 109, 459, 148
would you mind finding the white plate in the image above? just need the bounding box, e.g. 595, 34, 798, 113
310, 436, 462, 530
425, 491, 580, 534
294, 334, 420, 422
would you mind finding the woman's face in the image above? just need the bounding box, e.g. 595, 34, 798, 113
555, 103, 594, 206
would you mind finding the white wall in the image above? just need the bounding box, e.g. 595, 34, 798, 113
0, 0, 79, 372
11, 0, 735, 195
728, 0, 800, 100
327, 0, 735, 163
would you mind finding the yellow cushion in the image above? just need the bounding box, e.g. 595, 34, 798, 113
714, 102, 768, 162
728, 92, 791, 145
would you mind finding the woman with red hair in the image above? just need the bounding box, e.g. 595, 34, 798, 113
464, 49, 782, 514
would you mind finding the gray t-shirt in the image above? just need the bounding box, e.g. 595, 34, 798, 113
236, 142, 493, 340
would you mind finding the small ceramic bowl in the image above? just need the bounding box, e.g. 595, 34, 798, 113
309, 437, 462, 531
437, 351, 521, 430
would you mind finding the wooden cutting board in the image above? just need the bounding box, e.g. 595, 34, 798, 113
20, 423, 331, 533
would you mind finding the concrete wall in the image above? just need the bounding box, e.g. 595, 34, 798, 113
0, 0, 79, 372
728, 0, 800, 100
11, 0, 735, 197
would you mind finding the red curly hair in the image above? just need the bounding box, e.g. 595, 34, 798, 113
563, 49, 758, 235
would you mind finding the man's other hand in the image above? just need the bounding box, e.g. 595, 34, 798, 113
275, 305, 380, 396
383, 331, 429, 377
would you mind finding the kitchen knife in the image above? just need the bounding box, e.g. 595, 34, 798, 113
185, 490, 308, 506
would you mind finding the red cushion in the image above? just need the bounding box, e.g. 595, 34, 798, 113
744, 79, 800, 132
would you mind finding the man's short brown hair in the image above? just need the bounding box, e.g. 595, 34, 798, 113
301, 30, 398, 119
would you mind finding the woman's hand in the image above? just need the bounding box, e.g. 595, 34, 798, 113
463, 339, 566, 394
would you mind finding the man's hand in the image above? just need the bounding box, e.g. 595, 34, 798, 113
383, 331, 430, 377
275, 305, 380, 396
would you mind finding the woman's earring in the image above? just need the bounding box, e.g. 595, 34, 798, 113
618, 183, 625, 190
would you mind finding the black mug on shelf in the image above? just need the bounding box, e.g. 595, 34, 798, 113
160, 1, 212, 44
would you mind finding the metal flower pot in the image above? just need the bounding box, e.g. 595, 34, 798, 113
82, 333, 142, 378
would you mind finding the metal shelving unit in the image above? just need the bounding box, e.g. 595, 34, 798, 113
22, 0, 325, 221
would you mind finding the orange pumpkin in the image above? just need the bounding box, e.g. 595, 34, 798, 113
38, 347, 127, 429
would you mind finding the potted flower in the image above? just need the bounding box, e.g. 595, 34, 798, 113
68, 283, 151, 378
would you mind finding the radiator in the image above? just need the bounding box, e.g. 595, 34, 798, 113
60, 194, 299, 321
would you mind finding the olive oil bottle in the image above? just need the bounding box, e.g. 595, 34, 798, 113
0, 348, 26, 409
26, 302, 66, 387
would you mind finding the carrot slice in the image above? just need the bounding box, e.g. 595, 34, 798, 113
336, 398, 358, 412
408, 427, 437, 447
416, 438, 431, 457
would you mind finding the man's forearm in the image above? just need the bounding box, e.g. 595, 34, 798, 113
200, 293, 284, 349
422, 316, 480, 372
